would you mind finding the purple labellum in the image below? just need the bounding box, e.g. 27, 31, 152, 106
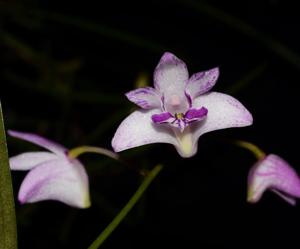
151, 112, 173, 123
151, 106, 208, 132
185, 107, 208, 122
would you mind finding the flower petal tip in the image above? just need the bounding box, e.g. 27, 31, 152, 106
160, 52, 177, 62
247, 188, 257, 204
111, 136, 121, 153
204, 67, 220, 83
230, 99, 253, 127
212, 67, 220, 74
7, 129, 19, 137
18, 187, 33, 205
177, 149, 196, 158
245, 109, 254, 126
157, 52, 186, 69
18, 195, 26, 205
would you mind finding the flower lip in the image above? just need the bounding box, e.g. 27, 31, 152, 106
151, 112, 173, 123
151, 107, 208, 132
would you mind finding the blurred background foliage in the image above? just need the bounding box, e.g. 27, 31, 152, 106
1, 0, 300, 248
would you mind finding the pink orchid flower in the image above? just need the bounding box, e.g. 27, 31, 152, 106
8, 130, 90, 208
248, 154, 300, 205
112, 52, 253, 157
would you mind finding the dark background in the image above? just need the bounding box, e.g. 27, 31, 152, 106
1, 0, 300, 248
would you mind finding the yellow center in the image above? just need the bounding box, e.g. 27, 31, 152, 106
175, 113, 184, 120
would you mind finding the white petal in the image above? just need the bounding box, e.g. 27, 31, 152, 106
18, 158, 90, 208
125, 87, 161, 109
186, 67, 219, 99
112, 109, 179, 152
191, 92, 253, 145
154, 52, 189, 97
10, 152, 58, 170
8, 130, 67, 155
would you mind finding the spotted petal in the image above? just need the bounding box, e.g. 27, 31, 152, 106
154, 52, 189, 96
248, 154, 300, 205
18, 158, 90, 208
191, 92, 253, 147
112, 109, 179, 152
10, 152, 58, 170
126, 87, 161, 109
8, 130, 67, 155
186, 67, 219, 99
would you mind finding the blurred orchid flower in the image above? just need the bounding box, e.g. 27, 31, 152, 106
248, 154, 300, 205
112, 52, 253, 157
8, 130, 91, 208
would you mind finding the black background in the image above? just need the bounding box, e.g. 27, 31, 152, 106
1, 0, 300, 248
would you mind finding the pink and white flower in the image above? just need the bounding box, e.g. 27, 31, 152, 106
248, 154, 300, 205
8, 130, 90, 208
112, 52, 253, 157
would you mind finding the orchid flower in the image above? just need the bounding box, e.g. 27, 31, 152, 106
112, 52, 253, 157
8, 130, 92, 208
248, 154, 300, 205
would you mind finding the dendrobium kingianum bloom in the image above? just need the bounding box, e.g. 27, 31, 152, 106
8, 130, 90, 208
112, 52, 253, 157
248, 154, 300, 205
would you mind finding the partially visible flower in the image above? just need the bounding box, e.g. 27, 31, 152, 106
112, 52, 253, 157
248, 154, 300, 205
8, 130, 90, 208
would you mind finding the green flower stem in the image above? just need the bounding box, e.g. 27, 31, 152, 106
0, 103, 18, 249
87, 164, 163, 249
234, 140, 266, 160
68, 146, 119, 160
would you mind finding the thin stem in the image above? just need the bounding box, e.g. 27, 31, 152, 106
0, 103, 18, 249
234, 140, 266, 160
87, 164, 163, 249
68, 146, 119, 160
